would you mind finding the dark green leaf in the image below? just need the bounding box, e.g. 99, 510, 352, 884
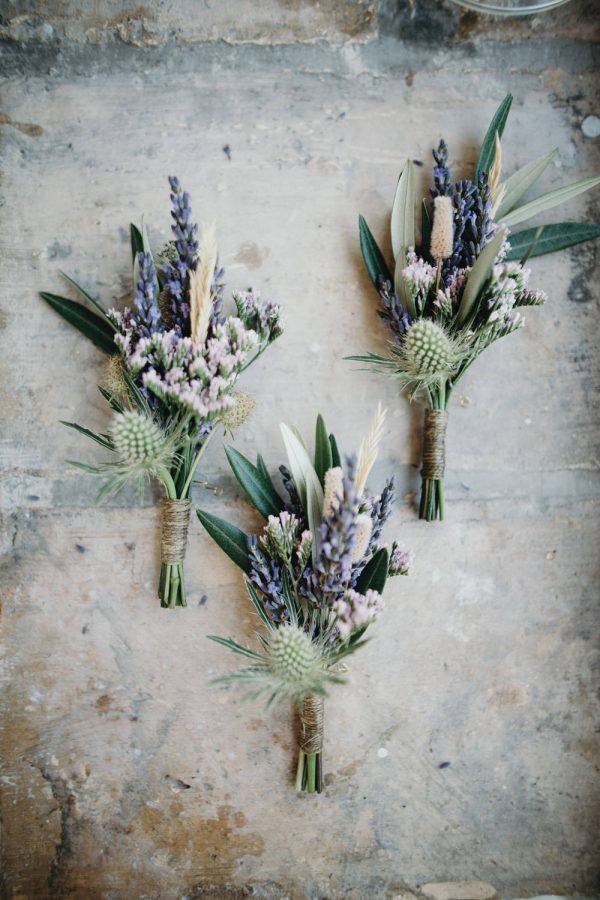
348, 623, 368, 647
359, 214, 393, 291
505, 222, 600, 261
357, 547, 389, 594
225, 445, 284, 518
61, 420, 114, 450
196, 508, 251, 573
98, 385, 125, 413
476, 93, 513, 176
420, 199, 432, 260
59, 271, 111, 321
130, 223, 144, 261
314, 414, 332, 486
329, 433, 341, 468
40, 292, 115, 354
255, 454, 281, 502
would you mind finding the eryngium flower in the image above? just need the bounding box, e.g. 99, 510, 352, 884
267, 625, 323, 691
110, 410, 174, 472
402, 319, 461, 379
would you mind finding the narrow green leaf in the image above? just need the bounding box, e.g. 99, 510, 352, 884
357, 547, 389, 594
280, 423, 324, 565
59, 271, 112, 322
122, 369, 149, 413
476, 93, 513, 176
246, 582, 272, 629
505, 222, 600, 261
40, 292, 115, 354
390, 160, 415, 260
66, 459, 101, 474
98, 385, 125, 413
420, 199, 432, 260
314, 414, 332, 486
305, 470, 324, 567
359, 214, 393, 290
394, 246, 416, 318
495, 148, 558, 219
456, 228, 506, 327
141, 218, 152, 255
130, 223, 144, 261
224, 445, 283, 518
61, 420, 114, 450
329, 433, 341, 468
499, 175, 600, 228
95, 479, 121, 504
207, 635, 263, 661
196, 509, 251, 574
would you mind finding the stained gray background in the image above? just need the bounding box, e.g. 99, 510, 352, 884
0, 1, 599, 898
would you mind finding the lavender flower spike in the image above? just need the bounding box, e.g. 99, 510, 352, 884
134, 252, 161, 337
164, 176, 199, 334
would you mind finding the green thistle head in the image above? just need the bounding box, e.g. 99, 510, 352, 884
403, 319, 461, 378
111, 411, 173, 471
267, 625, 323, 690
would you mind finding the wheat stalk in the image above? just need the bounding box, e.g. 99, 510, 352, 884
190, 222, 217, 345
355, 402, 387, 496
489, 133, 506, 217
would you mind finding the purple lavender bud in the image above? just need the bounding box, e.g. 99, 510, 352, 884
377, 277, 411, 338
431, 139, 451, 198
163, 176, 199, 335
133, 252, 161, 337
369, 475, 395, 548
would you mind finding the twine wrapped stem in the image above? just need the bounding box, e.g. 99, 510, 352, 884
159, 498, 192, 608
297, 695, 324, 793
300, 695, 324, 755
422, 408, 448, 481
161, 498, 192, 564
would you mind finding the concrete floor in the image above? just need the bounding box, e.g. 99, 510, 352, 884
0, 1, 599, 897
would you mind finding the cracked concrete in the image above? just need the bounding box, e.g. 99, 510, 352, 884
1, 0, 599, 897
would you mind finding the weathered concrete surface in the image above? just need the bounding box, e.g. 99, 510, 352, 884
1, 2, 599, 897
0, 0, 377, 45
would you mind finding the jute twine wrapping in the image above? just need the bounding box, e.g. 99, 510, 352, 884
422, 408, 448, 481
300, 695, 324, 755
160, 498, 193, 564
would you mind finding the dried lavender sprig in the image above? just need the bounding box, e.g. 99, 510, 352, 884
368, 475, 395, 549
431, 139, 452, 198
134, 252, 161, 337
210, 258, 226, 329
445, 172, 494, 279
247, 536, 289, 624
168, 176, 198, 268
377, 277, 411, 338
163, 176, 199, 333
314, 456, 360, 609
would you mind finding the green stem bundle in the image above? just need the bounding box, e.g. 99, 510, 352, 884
157, 431, 215, 608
